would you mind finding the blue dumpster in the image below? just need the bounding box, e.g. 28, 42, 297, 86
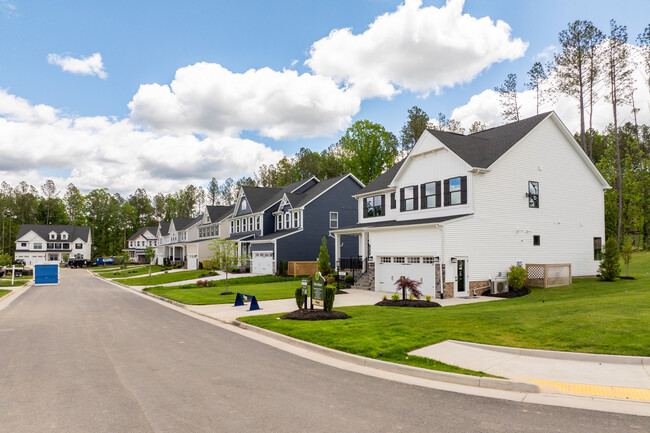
34, 264, 59, 285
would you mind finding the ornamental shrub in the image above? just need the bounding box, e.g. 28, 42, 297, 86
507, 266, 527, 291
425, 295, 431, 302
394, 276, 423, 300
344, 275, 354, 284
598, 237, 620, 281
318, 237, 331, 276
324, 286, 336, 312
295, 287, 306, 309
391, 293, 399, 301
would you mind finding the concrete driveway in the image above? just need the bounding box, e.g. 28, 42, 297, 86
0, 268, 647, 432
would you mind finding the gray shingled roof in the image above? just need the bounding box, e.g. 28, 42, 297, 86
428, 112, 550, 168
127, 226, 157, 241
172, 216, 202, 231
206, 205, 233, 223
16, 224, 91, 242
336, 214, 470, 231
357, 159, 405, 195
356, 113, 550, 196
158, 221, 171, 236
241, 186, 284, 213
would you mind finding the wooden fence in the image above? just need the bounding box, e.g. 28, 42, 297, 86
525, 263, 572, 288
288, 261, 318, 277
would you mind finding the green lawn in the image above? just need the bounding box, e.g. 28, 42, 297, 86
145, 276, 302, 305
92, 264, 145, 273
114, 269, 219, 286
241, 251, 650, 375
98, 265, 166, 279
0, 289, 10, 298
0, 278, 30, 287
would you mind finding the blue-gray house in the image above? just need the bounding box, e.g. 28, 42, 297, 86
226, 173, 363, 274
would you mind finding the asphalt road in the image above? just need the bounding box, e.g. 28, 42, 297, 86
0, 269, 648, 433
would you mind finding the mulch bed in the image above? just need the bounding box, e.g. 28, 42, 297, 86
483, 287, 531, 298
281, 310, 350, 321
220, 291, 234, 295
374, 299, 441, 308
619, 276, 635, 280
336, 290, 348, 295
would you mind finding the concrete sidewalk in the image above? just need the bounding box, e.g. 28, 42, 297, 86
410, 340, 650, 401
187, 290, 503, 322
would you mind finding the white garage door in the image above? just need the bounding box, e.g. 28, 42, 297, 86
375, 258, 437, 297
252, 252, 274, 275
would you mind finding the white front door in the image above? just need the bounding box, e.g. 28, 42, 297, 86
252, 252, 274, 275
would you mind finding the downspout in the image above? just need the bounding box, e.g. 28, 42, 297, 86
440, 224, 445, 299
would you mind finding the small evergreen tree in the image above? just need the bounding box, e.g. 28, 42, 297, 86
318, 237, 331, 276
598, 237, 620, 281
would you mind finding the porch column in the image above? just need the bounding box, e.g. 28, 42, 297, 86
359, 231, 368, 272
334, 233, 341, 269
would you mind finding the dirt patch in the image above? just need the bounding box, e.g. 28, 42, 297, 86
483, 287, 531, 298
281, 309, 350, 320
374, 299, 441, 308
220, 291, 234, 295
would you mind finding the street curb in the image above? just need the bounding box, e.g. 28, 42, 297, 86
231, 319, 540, 394
0, 280, 33, 311
447, 340, 650, 366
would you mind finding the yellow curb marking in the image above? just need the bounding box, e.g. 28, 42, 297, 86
519, 378, 650, 401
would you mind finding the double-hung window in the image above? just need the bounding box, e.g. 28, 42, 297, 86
277, 214, 283, 230
293, 212, 299, 228
594, 237, 602, 260
329, 212, 338, 229
364, 195, 384, 218
444, 176, 467, 206
256, 216, 261, 231
285, 213, 291, 229
421, 181, 441, 208
400, 186, 418, 211
528, 181, 539, 208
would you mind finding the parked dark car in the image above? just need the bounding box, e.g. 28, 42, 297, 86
68, 258, 90, 268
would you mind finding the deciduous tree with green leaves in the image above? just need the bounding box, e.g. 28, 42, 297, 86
144, 246, 156, 277
208, 239, 249, 293
338, 120, 399, 185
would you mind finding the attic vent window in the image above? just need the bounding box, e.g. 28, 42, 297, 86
241, 200, 247, 210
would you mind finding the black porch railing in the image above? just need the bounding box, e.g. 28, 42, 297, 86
339, 256, 363, 270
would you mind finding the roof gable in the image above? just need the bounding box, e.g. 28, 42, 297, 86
16, 224, 91, 243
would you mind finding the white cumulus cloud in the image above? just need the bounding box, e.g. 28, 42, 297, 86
128, 62, 360, 140
47, 52, 107, 79
0, 88, 284, 195
305, 0, 528, 99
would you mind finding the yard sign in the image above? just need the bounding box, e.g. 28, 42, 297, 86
312, 272, 325, 307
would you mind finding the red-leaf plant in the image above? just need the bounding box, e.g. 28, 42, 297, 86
394, 276, 423, 300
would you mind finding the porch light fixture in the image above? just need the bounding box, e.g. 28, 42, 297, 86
433, 256, 440, 263
450, 257, 457, 263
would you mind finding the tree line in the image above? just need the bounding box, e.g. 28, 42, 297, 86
2, 19, 648, 258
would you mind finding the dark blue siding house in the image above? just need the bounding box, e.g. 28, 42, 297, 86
227, 174, 363, 274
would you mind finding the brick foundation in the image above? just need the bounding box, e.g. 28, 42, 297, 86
469, 280, 491, 296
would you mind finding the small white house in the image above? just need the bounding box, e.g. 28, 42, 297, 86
15, 224, 92, 265
332, 112, 609, 298
155, 216, 203, 269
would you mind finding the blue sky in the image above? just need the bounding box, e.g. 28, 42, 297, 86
0, 0, 648, 194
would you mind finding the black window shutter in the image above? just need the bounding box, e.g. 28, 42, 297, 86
443, 179, 450, 206
363, 198, 368, 218
390, 192, 396, 209
436, 181, 442, 207
460, 176, 468, 204
400, 188, 406, 211
420, 184, 427, 208
413, 186, 419, 210
380, 194, 386, 215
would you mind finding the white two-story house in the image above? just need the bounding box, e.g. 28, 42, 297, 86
123, 226, 158, 263
14, 224, 92, 265
154, 216, 203, 269
332, 112, 609, 298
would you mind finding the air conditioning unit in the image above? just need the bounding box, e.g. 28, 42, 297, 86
491, 273, 509, 294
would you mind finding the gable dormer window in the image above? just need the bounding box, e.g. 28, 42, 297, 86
61, 232, 68, 240
49, 232, 57, 240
